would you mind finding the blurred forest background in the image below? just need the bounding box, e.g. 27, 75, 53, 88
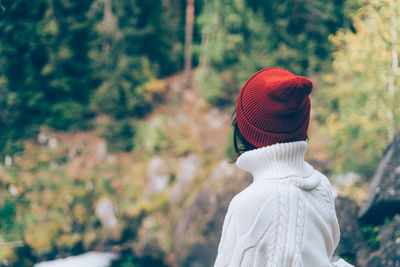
1, 0, 400, 266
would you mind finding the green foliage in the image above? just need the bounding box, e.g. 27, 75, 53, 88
47, 101, 92, 130
115, 254, 142, 267
384, 216, 393, 226
317, 0, 400, 176
224, 130, 235, 161
98, 118, 135, 153
88, 0, 186, 151
0, 137, 128, 261
91, 56, 154, 119
0, 0, 186, 154
274, 0, 344, 74
196, 0, 273, 105
0, 197, 18, 240
112, 252, 169, 267
0, 0, 99, 155
361, 225, 380, 250
0, 0, 49, 154
196, 0, 350, 107
90, 0, 155, 120
195, 70, 225, 106
133, 117, 167, 155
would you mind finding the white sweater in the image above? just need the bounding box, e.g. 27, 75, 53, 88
214, 141, 347, 267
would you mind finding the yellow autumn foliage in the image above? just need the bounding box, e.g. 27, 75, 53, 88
317, 0, 400, 176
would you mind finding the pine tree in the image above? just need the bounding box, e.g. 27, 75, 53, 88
196, 0, 274, 105
246, 0, 349, 75
89, 0, 164, 151
41, 0, 100, 130
0, 0, 49, 154
196, 0, 349, 106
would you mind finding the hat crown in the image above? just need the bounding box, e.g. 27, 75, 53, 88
236, 67, 312, 148
267, 76, 313, 114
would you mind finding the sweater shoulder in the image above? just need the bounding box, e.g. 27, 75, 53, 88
228, 181, 299, 217
315, 170, 333, 188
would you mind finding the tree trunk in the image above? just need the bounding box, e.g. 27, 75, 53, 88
388, 0, 398, 140
198, 0, 210, 82
184, 0, 195, 76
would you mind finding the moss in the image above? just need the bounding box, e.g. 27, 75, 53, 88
361, 225, 380, 250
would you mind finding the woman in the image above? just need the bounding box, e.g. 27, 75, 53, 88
214, 68, 353, 267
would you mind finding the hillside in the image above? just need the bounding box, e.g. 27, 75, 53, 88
1, 72, 251, 266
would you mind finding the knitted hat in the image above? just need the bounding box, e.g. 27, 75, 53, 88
236, 67, 313, 148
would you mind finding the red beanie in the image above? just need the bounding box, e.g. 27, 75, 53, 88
236, 67, 313, 148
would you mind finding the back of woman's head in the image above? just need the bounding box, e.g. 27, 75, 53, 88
233, 67, 313, 157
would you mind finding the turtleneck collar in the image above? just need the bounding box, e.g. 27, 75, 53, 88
236, 141, 315, 184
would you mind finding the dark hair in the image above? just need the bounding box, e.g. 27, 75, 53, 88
232, 117, 257, 158
231, 114, 309, 161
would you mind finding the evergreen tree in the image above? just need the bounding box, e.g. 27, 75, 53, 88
42, 0, 100, 130
0, 0, 187, 154
253, 0, 341, 75
196, 0, 350, 106
89, 0, 168, 151
0, 0, 99, 154
0, 0, 49, 154
196, 0, 273, 105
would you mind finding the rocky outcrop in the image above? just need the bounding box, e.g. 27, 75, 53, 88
333, 196, 400, 267
343, 133, 400, 266
169, 154, 202, 203
364, 215, 400, 267
359, 134, 400, 225
95, 197, 119, 238
332, 134, 400, 266
147, 156, 169, 193
334, 197, 368, 265
166, 161, 250, 267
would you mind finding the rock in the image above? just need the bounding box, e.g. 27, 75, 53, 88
5, 155, 12, 166
8, 185, 18, 197
359, 134, 400, 225
177, 154, 200, 183
96, 141, 108, 159
170, 188, 219, 267
379, 215, 400, 246
209, 161, 236, 181
37, 131, 51, 145
365, 215, 400, 266
147, 156, 169, 193
204, 109, 224, 130
95, 197, 118, 232
37, 131, 58, 149
49, 161, 59, 170
132, 215, 170, 265
182, 242, 219, 267
48, 137, 58, 149
170, 155, 201, 202
166, 166, 251, 267
199, 108, 229, 152
334, 196, 369, 265
332, 172, 361, 187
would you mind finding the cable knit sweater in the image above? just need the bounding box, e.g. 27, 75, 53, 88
214, 141, 350, 267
